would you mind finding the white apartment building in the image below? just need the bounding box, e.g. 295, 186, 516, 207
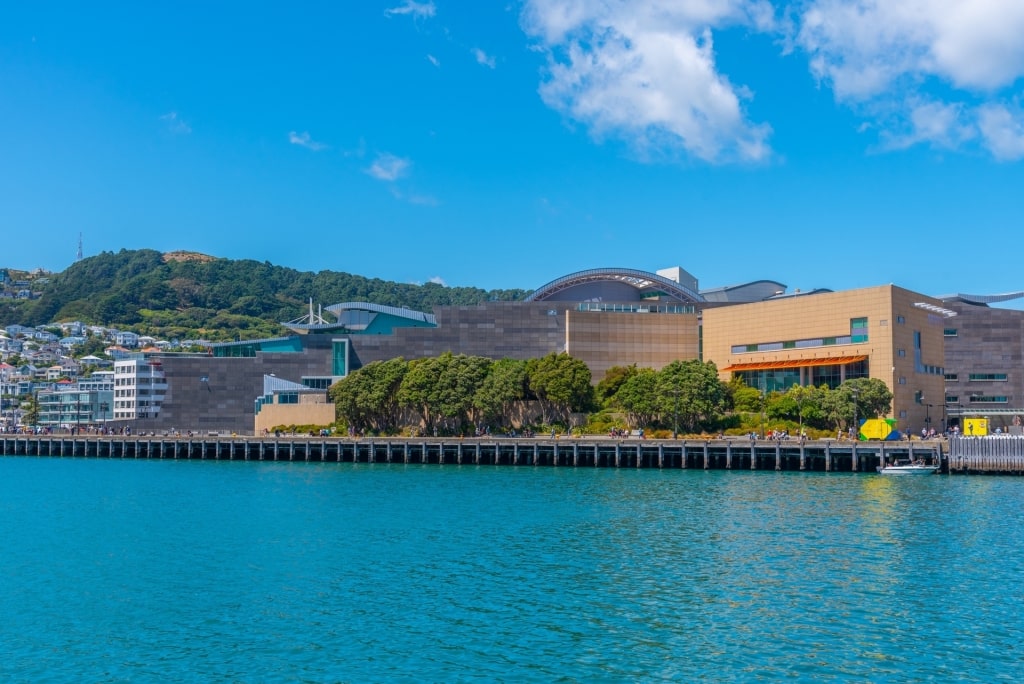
113, 357, 167, 420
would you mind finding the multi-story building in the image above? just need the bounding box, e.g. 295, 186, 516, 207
37, 388, 113, 428
702, 285, 951, 433
940, 293, 1024, 432
113, 357, 167, 421
88, 265, 1024, 437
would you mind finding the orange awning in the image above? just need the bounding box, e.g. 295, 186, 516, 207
724, 355, 868, 372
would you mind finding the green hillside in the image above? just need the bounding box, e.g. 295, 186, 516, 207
0, 249, 531, 341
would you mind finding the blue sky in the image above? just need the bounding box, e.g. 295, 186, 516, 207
2, 1, 1023, 301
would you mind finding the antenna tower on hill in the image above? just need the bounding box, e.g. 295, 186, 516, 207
76, 233, 83, 261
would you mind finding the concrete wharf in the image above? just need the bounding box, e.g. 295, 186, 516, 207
1, 435, 945, 473
948, 436, 1024, 475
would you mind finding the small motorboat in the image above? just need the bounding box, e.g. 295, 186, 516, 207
878, 458, 939, 475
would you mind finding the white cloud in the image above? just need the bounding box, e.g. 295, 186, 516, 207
517, 1, 1024, 162
160, 112, 191, 134
878, 99, 974, 151
521, 0, 775, 163
427, 54, 440, 67
366, 153, 411, 181
428, 276, 447, 285
288, 131, 328, 151
385, 1, 436, 18
977, 104, 1024, 161
798, 0, 1024, 99
796, 0, 1024, 159
472, 48, 496, 69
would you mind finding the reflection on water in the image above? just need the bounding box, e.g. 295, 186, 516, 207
1, 459, 1022, 681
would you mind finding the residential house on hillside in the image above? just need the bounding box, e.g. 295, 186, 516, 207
58, 321, 86, 336
105, 346, 132, 360
115, 331, 140, 348
27, 349, 57, 365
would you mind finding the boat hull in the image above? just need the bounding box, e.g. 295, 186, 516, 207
878, 465, 939, 475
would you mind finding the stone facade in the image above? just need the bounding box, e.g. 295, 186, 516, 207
702, 285, 948, 431
943, 301, 1024, 430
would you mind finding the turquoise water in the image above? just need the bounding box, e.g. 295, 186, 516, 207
2, 458, 1022, 682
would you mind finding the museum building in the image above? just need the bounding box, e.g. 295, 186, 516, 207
106, 266, 1009, 436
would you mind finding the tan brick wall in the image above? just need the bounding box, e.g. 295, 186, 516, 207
702, 285, 946, 429
255, 400, 336, 434
566, 310, 700, 382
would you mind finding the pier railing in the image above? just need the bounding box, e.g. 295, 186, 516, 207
949, 435, 1024, 475
0, 435, 947, 473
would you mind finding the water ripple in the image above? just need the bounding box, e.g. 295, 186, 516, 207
2, 459, 1023, 682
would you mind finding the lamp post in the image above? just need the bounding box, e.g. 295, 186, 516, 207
672, 383, 680, 440
924, 403, 933, 436
759, 390, 765, 440
851, 387, 859, 441
794, 385, 805, 439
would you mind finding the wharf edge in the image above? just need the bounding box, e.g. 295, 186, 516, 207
0, 435, 958, 473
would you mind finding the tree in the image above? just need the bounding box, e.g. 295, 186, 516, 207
526, 352, 594, 426
728, 375, 762, 412
22, 393, 40, 430
474, 358, 527, 428
656, 360, 728, 434
611, 368, 659, 429
397, 356, 444, 433
595, 364, 638, 406
434, 353, 492, 431
819, 379, 892, 430
330, 357, 408, 433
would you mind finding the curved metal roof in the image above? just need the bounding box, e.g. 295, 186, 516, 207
525, 268, 705, 303
283, 301, 436, 333
938, 292, 1024, 306
324, 302, 436, 324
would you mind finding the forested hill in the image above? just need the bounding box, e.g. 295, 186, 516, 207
2, 249, 531, 341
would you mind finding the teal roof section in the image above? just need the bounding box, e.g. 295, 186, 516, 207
283, 301, 437, 334
212, 336, 303, 357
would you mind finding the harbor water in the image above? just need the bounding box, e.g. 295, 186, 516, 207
2, 457, 1022, 682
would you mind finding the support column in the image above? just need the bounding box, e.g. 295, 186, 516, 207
703, 441, 710, 469
726, 443, 733, 469
852, 444, 859, 472
825, 443, 832, 472
775, 443, 782, 471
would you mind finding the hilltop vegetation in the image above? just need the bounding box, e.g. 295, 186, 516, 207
0, 249, 530, 341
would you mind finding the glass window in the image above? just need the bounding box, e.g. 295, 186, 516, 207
969, 373, 1008, 381
944, 328, 958, 337
945, 374, 958, 381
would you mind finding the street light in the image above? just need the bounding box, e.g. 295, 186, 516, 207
793, 384, 805, 439
851, 387, 859, 441
672, 383, 680, 440
759, 390, 766, 439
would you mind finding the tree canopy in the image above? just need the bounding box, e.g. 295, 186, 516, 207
1, 249, 531, 341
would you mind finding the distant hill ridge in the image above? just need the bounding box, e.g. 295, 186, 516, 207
0, 248, 531, 342
162, 250, 218, 264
